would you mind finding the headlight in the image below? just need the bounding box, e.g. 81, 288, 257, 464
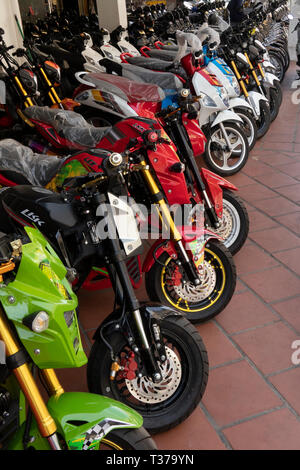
231, 75, 240, 95
201, 93, 217, 107
219, 86, 230, 107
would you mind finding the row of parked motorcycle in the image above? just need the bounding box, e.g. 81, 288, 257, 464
0, 0, 291, 451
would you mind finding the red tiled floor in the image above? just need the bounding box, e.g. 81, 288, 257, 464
275, 183, 300, 202
216, 291, 278, 334
201, 361, 282, 427
274, 247, 300, 276
254, 171, 298, 189
272, 296, 300, 332
270, 368, 300, 416
249, 226, 300, 253
250, 196, 300, 217
233, 321, 299, 375
248, 210, 280, 233
196, 322, 242, 368
234, 242, 280, 274
277, 161, 300, 177
238, 182, 277, 203
274, 212, 300, 235
241, 266, 300, 303
154, 407, 226, 450
223, 408, 300, 450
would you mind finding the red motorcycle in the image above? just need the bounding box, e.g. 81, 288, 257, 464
72, 71, 249, 255
0, 111, 236, 323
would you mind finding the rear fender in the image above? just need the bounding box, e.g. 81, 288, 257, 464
200, 167, 238, 218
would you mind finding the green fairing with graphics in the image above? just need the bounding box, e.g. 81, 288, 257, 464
0, 228, 143, 450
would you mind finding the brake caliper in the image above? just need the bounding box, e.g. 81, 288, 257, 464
110, 352, 138, 381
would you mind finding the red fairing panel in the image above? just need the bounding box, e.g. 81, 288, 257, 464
99, 118, 191, 205
130, 101, 159, 119
200, 168, 238, 218
181, 113, 206, 157
147, 144, 191, 205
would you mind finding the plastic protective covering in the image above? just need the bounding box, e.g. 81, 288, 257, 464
174, 30, 202, 62
121, 64, 184, 94
208, 14, 230, 33
0, 139, 63, 186
24, 106, 110, 148
196, 23, 221, 48
85, 72, 166, 102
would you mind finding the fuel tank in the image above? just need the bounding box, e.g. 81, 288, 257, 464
0, 186, 79, 235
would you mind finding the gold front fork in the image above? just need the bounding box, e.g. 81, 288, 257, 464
14, 75, 34, 108
258, 63, 265, 79
139, 159, 182, 242
39, 67, 62, 106
244, 52, 262, 88
231, 60, 249, 97
0, 307, 59, 438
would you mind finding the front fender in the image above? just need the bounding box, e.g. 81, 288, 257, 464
7, 392, 142, 450
48, 392, 143, 450
228, 97, 252, 111
248, 90, 268, 116
92, 303, 180, 343
142, 230, 222, 273
200, 167, 238, 218
211, 109, 243, 127
263, 72, 280, 86
262, 60, 276, 71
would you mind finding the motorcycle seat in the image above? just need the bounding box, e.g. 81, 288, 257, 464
0, 139, 63, 186
125, 56, 188, 81
98, 59, 183, 95
24, 106, 111, 148
144, 49, 178, 61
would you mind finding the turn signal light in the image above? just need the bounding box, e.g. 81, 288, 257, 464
23, 311, 49, 333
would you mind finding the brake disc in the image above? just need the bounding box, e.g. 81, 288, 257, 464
125, 347, 182, 404
173, 260, 217, 302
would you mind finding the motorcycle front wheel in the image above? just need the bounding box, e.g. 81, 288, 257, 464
87, 315, 209, 434
145, 239, 236, 323
206, 189, 249, 255
269, 86, 280, 122
98, 428, 157, 450
256, 100, 271, 139
231, 107, 258, 151
204, 122, 249, 176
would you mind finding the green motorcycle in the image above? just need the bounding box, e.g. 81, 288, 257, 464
0, 227, 156, 450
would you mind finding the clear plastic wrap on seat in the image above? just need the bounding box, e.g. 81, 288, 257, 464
121, 64, 184, 94
0, 139, 63, 186
24, 106, 111, 148
85, 72, 166, 102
